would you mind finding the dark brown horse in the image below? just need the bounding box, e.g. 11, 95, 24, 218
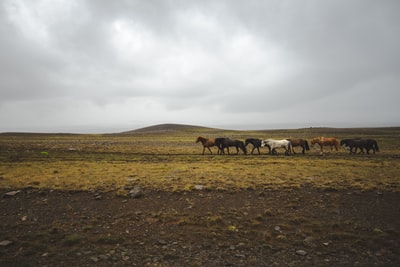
340, 139, 380, 155
245, 138, 262, 155
287, 139, 310, 154
311, 137, 339, 153
215, 138, 247, 155
196, 136, 216, 155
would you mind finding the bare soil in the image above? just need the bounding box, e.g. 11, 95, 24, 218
1, 187, 399, 266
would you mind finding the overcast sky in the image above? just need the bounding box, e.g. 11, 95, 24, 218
1, 0, 399, 133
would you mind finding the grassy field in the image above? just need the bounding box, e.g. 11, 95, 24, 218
1, 125, 400, 266
1, 125, 399, 193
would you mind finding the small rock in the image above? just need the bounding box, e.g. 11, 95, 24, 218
90, 256, 99, 262
5, 190, 21, 196
237, 242, 245, 247
0, 240, 13, 246
98, 254, 109, 260
303, 236, 315, 247
194, 184, 204, 190
129, 186, 143, 198
122, 256, 130, 261
156, 239, 167, 245
274, 226, 281, 232
296, 250, 307, 256
276, 235, 286, 240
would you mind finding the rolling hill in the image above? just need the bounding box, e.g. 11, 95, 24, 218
121, 123, 222, 134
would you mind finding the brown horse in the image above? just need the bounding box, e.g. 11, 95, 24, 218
196, 136, 216, 155
311, 137, 339, 153
287, 138, 310, 154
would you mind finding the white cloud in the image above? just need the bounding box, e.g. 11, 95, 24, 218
0, 0, 399, 132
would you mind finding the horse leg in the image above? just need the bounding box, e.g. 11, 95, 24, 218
207, 147, 213, 154
202, 147, 205, 155
256, 147, 260, 155
284, 147, 289, 156
251, 147, 255, 155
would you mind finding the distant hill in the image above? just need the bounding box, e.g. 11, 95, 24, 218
121, 123, 222, 134
120, 124, 400, 137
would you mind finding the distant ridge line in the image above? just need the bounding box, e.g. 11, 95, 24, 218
121, 123, 222, 134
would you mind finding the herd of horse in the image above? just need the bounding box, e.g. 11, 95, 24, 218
196, 136, 380, 156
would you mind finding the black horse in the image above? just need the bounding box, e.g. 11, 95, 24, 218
340, 139, 380, 155
215, 138, 247, 155
245, 138, 262, 155
215, 138, 227, 154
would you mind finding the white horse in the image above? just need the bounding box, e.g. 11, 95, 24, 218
261, 139, 292, 155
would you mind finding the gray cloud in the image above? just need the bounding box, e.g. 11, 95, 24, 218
0, 0, 399, 132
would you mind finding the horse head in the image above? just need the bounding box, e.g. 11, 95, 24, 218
240, 141, 247, 154
196, 136, 203, 143
261, 140, 267, 147
245, 139, 251, 146
311, 137, 320, 145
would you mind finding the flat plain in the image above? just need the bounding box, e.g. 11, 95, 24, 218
1, 125, 399, 266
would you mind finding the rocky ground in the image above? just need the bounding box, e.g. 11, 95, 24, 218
1, 187, 399, 266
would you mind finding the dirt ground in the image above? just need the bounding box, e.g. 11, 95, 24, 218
1, 187, 399, 267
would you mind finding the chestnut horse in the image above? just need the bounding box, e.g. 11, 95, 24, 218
311, 137, 339, 153
196, 136, 216, 155
287, 138, 310, 154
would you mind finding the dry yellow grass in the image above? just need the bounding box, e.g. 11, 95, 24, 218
0, 126, 399, 192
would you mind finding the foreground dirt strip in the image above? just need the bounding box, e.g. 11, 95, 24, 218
1, 187, 399, 266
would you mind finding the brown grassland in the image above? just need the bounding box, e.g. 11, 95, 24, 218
0, 125, 399, 266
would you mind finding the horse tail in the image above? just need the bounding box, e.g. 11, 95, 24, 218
241, 141, 247, 154
214, 138, 223, 154
374, 140, 380, 152
304, 140, 310, 151
287, 141, 292, 155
